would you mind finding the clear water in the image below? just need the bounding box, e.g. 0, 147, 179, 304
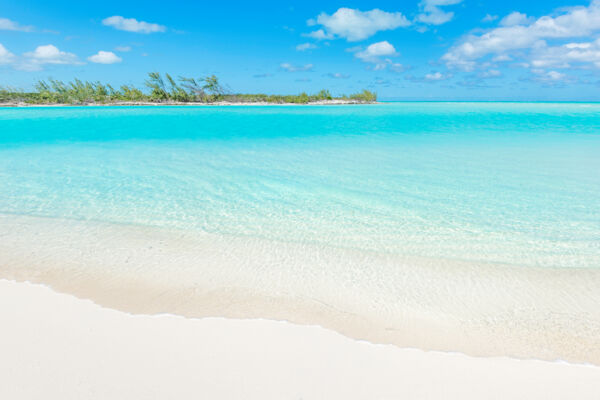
1, 103, 599, 269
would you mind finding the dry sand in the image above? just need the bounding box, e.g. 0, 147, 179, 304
0, 99, 370, 107
1, 279, 599, 400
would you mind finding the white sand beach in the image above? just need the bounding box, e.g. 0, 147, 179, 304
1, 279, 600, 400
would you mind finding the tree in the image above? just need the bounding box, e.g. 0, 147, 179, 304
165, 73, 188, 101
144, 72, 168, 101
202, 75, 225, 98
179, 76, 206, 101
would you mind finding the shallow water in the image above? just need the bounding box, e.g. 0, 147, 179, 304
1, 103, 599, 268
1, 103, 599, 362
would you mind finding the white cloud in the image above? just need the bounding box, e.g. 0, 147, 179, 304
353, 41, 404, 71
530, 38, 600, 68
308, 8, 410, 41
424, 71, 451, 81
102, 16, 166, 33
280, 63, 314, 72
352, 41, 403, 71
388, 61, 406, 73
19, 44, 81, 71
500, 12, 534, 27
417, 0, 463, 26
303, 29, 334, 40
529, 68, 571, 83
0, 17, 34, 32
492, 54, 512, 62
406, 71, 453, 82
543, 70, 566, 80
482, 14, 498, 22
296, 43, 317, 51
114, 45, 132, 52
478, 69, 502, 78
88, 51, 122, 64
355, 41, 397, 61
442, 0, 600, 71
0, 43, 16, 65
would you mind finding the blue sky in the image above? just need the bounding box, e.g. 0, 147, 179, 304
2, 0, 600, 100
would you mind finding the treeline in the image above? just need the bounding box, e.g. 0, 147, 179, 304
0, 72, 377, 104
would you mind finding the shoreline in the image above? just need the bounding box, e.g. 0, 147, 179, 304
2, 213, 599, 366
2, 278, 600, 399
0, 99, 376, 107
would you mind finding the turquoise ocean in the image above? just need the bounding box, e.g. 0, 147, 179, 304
1, 103, 599, 362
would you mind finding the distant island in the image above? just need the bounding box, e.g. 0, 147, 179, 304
0, 72, 377, 106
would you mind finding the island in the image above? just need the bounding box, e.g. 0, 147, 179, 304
0, 72, 377, 106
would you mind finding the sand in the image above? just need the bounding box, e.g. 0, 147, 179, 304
0, 99, 371, 107
1, 279, 600, 400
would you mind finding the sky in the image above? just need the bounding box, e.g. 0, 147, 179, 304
2, 0, 600, 100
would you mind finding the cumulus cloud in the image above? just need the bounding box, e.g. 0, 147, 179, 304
352, 41, 405, 71
280, 63, 314, 72
0, 17, 34, 32
88, 51, 122, 64
307, 8, 410, 41
0, 43, 16, 65
296, 43, 317, 51
355, 41, 397, 62
417, 0, 463, 25
499, 12, 534, 27
482, 14, 498, 22
442, 0, 600, 71
530, 38, 600, 68
20, 44, 81, 71
102, 16, 166, 33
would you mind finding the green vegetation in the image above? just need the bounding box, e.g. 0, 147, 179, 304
0, 72, 377, 105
